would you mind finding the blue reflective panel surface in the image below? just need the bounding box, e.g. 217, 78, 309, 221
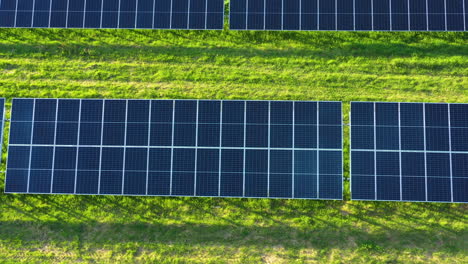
427, 177, 451, 202
198, 124, 220, 147
351, 102, 468, 203
319, 174, 342, 199
9, 121, 33, 144
5, 169, 29, 193
351, 126, 373, 149
294, 150, 317, 174
319, 125, 341, 149
29, 170, 52, 193
376, 152, 399, 176
452, 154, 468, 178
1, 0, 223, 29
401, 175, 426, 201
125, 148, 147, 171
222, 101, 244, 123
400, 103, 423, 126
351, 151, 374, 175
30, 146, 53, 169
148, 148, 172, 171
11, 99, 34, 121
294, 173, 317, 198
375, 103, 398, 126
6, 99, 343, 200
148, 172, 170, 195
230, 0, 465, 31
453, 178, 468, 203
124, 172, 146, 195
52, 170, 76, 194
101, 147, 124, 171
319, 151, 342, 175
401, 152, 425, 177
295, 102, 317, 125
7, 146, 31, 169
54, 147, 77, 170
294, 125, 317, 148
352, 175, 375, 200
270, 125, 292, 148
376, 176, 400, 201
57, 99, 80, 121
221, 124, 244, 147
376, 127, 399, 150
351, 102, 373, 125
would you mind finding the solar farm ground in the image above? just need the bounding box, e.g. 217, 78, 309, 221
0, 28, 467, 263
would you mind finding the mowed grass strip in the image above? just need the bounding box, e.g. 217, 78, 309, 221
0, 28, 467, 263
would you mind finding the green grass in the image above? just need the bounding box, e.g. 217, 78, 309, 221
0, 28, 467, 263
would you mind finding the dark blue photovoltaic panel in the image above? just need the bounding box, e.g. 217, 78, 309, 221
351, 102, 468, 203
5, 99, 342, 200
0, 0, 224, 29
230, 0, 467, 31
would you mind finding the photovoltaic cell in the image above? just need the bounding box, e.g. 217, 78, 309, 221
230, 0, 467, 31
0, 0, 224, 29
5, 98, 343, 200
351, 102, 468, 203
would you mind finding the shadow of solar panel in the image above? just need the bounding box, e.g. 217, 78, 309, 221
351, 102, 468, 203
0, 0, 224, 29
5, 98, 343, 200
230, 0, 467, 31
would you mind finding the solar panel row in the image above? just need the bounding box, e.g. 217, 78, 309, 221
230, 0, 468, 31
351, 102, 468, 203
5, 98, 343, 200
0, 0, 224, 29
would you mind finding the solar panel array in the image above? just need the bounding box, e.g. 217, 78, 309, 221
0, 0, 224, 29
351, 102, 468, 203
230, 0, 468, 31
5, 98, 343, 199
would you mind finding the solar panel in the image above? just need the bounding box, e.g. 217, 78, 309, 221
5, 98, 343, 199
230, 0, 467, 31
0, 98, 4, 161
0, 0, 224, 29
350, 102, 468, 203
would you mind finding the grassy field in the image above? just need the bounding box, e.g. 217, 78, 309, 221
0, 28, 467, 263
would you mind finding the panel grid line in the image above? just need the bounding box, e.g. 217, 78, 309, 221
121, 100, 128, 194
267, 101, 271, 197
49, 99, 59, 193
169, 100, 175, 195
194, 100, 199, 196
73, 100, 82, 194
26, 99, 36, 193
218, 101, 223, 196
398, 102, 402, 201
145, 100, 152, 195
291, 101, 295, 198
316, 102, 320, 198
425, 0, 429, 31
14, 0, 18, 27
242, 101, 246, 197
373, 102, 377, 200
31, 0, 37, 27
448, 104, 453, 202
83, 0, 88, 28
423, 103, 428, 201
97, 100, 105, 194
